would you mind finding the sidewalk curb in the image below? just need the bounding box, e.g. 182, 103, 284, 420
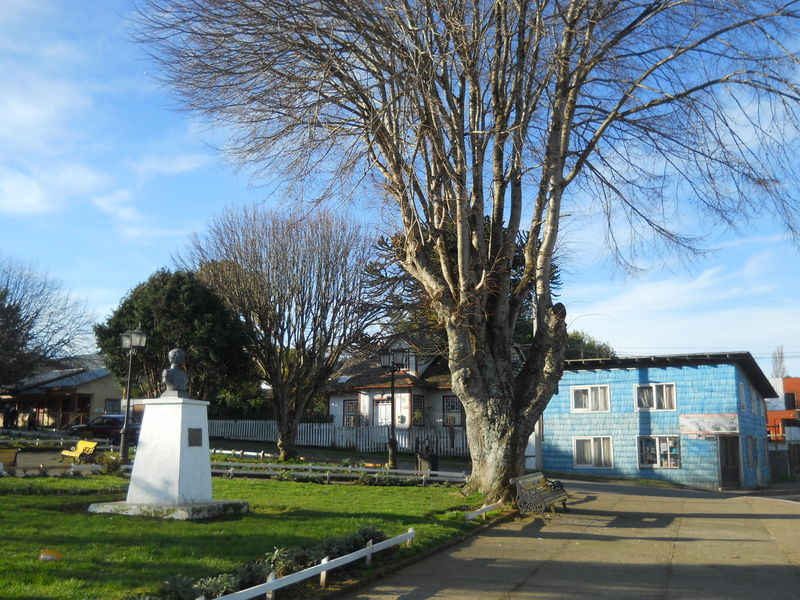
318, 509, 517, 599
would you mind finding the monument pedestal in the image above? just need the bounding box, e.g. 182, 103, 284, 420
89, 392, 247, 520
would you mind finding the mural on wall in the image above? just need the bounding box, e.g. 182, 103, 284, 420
679, 414, 739, 434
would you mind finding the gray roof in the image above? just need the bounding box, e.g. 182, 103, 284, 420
15, 368, 112, 395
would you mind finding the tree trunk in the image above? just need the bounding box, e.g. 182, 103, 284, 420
453, 303, 568, 502
276, 413, 300, 461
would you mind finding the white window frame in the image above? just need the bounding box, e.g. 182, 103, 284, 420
635, 383, 676, 411
573, 436, 613, 469
343, 399, 358, 427
570, 385, 610, 413
638, 435, 681, 469
443, 395, 463, 427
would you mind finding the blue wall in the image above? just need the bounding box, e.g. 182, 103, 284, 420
540, 363, 770, 489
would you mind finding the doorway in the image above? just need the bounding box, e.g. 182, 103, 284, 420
719, 436, 741, 487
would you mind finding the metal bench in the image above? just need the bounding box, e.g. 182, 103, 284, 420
60, 440, 98, 464
0, 448, 18, 473
509, 472, 568, 519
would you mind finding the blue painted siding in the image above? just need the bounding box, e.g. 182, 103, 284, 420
541, 362, 770, 489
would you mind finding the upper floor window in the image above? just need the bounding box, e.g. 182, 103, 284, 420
635, 383, 675, 411
571, 385, 610, 412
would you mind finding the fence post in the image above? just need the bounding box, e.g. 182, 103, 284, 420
365, 539, 373, 567
265, 571, 275, 600
319, 556, 329, 588
406, 527, 415, 547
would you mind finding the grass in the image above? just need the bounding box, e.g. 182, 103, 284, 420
0, 475, 484, 600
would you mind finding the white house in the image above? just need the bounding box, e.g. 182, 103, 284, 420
328, 337, 465, 433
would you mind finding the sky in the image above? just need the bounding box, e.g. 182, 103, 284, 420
2, 1, 800, 379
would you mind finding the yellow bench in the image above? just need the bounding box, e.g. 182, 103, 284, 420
0, 448, 18, 468
60, 440, 98, 464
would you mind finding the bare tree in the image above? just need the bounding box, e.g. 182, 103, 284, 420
182, 207, 385, 460
772, 345, 789, 378
0, 255, 94, 385
140, 1, 800, 499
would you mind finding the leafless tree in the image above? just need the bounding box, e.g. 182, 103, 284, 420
140, 1, 800, 499
181, 207, 385, 459
0, 255, 94, 385
772, 345, 789, 378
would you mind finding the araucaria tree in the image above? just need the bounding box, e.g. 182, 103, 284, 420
182, 208, 385, 460
141, 1, 800, 499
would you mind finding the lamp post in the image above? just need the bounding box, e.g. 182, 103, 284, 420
379, 347, 407, 469
119, 325, 147, 463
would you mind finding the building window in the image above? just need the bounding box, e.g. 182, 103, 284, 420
443, 395, 463, 427
574, 436, 613, 468
343, 399, 358, 427
412, 395, 425, 427
786, 392, 797, 410
635, 383, 675, 411
739, 381, 747, 412
638, 436, 681, 469
571, 385, 610, 412
748, 436, 757, 468
104, 398, 121, 414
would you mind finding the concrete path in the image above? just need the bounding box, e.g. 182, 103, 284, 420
338, 481, 800, 600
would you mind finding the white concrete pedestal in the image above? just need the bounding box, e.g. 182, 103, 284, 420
89, 392, 247, 520
127, 393, 212, 504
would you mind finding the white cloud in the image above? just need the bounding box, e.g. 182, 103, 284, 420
564, 249, 800, 374
131, 153, 215, 178
0, 162, 110, 216
92, 190, 142, 222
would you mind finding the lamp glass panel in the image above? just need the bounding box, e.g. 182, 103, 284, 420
392, 348, 407, 368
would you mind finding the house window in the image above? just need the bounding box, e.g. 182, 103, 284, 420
635, 383, 675, 411
571, 385, 610, 412
751, 386, 758, 414
786, 392, 797, 410
638, 436, 680, 469
574, 436, 613, 468
104, 398, 121, 414
443, 395, 463, 427
739, 381, 747, 412
343, 399, 358, 427
412, 395, 425, 427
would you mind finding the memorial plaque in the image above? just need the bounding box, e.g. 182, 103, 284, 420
188, 428, 203, 447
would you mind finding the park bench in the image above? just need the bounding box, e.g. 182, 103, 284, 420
60, 440, 98, 464
509, 472, 568, 519
0, 448, 18, 471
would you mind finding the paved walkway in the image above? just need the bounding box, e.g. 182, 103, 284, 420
338, 480, 800, 600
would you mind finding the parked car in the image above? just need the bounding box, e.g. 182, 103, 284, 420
67, 414, 140, 442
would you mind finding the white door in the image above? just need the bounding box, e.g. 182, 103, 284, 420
375, 400, 392, 426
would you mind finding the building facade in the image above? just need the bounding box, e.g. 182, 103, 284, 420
540, 353, 775, 489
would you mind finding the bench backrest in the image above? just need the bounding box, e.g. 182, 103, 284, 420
75, 441, 98, 454
0, 448, 18, 466
510, 472, 546, 487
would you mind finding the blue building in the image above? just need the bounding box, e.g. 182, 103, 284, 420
539, 353, 776, 489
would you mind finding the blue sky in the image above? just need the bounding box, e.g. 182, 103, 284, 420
2, 1, 799, 378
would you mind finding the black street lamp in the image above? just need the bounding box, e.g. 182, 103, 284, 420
379, 346, 407, 469
119, 325, 147, 463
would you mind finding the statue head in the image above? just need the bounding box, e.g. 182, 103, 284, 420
168, 348, 185, 368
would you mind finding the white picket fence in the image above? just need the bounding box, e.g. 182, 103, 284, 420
208, 420, 469, 457
210, 528, 416, 600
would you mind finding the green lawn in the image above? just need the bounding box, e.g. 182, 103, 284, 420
0, 475, 484, 600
